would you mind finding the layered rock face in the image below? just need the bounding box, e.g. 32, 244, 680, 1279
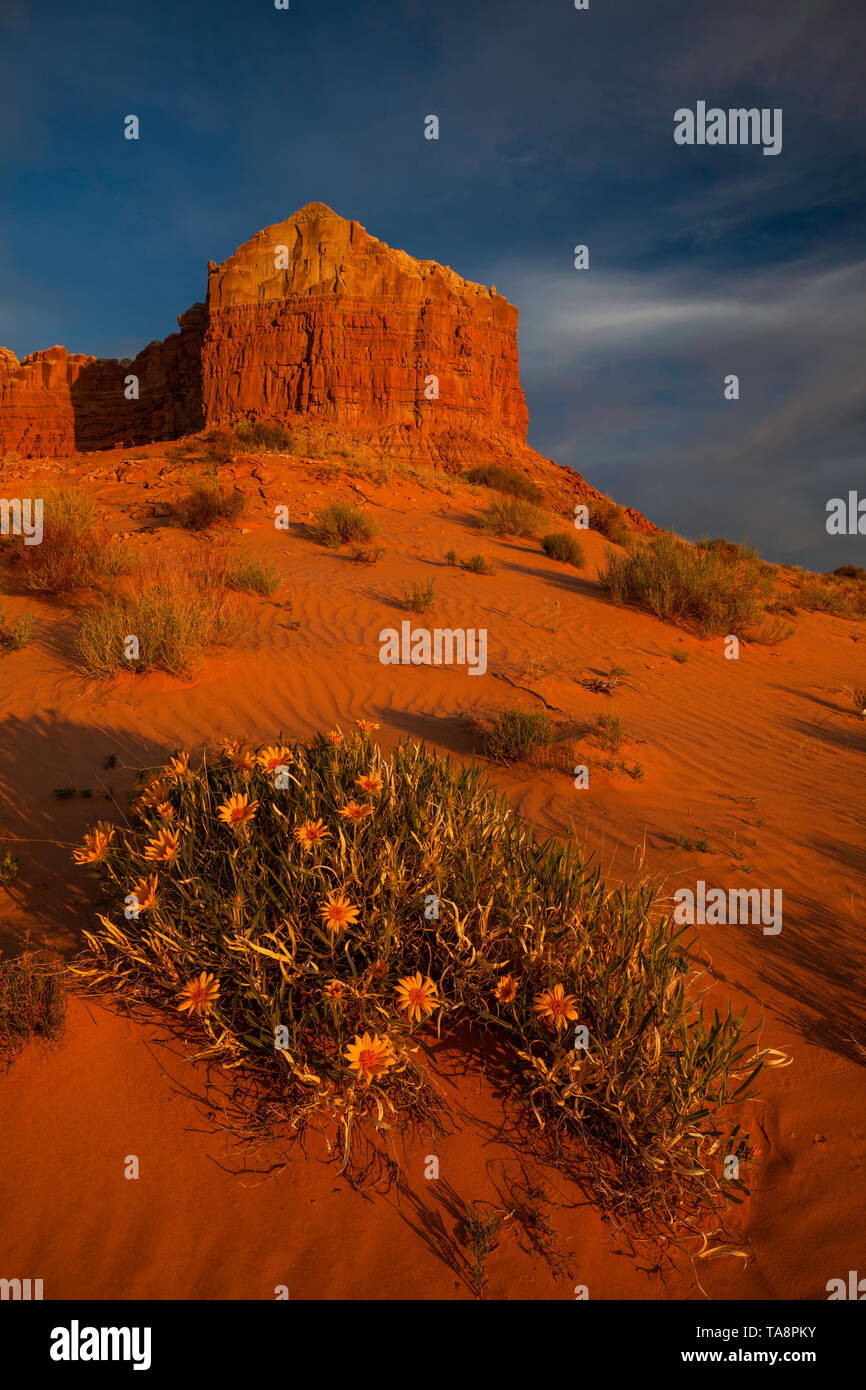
0, 204, 529, 466
0, 308, 205, 455
201, 203, 529, 465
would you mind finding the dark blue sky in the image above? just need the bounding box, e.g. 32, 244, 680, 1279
2, 0, 864, 569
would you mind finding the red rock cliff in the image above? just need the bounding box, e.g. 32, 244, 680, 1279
201, 202, 529, 465
0, 204, 530, 466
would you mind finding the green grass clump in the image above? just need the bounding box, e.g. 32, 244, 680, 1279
3, 488, 133, 595
312, 500, 378, 548
541, 532, 585, 567
76, 556, 247, 677
600, 530, 789, 641
596, 713, 626, 755
0, 949, 66, 1061
484, 709, 555, 762
71, 732, 781, 1225
226, 558, 281, 596
175, 482, 245, 530
478, 498, 542, 538
464, 465, 541, 503
401, 578, 436, 614
0, 605, 32, 654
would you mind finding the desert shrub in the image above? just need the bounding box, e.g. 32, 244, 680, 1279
3, 488, 133, 595
175, 482, 245, 530
484, 709, 555, 762
76, 556, 247, 677
0, 948, 66, 1060
0, 852, 21, 886
600, 531, 788, 641
401, 578, 436, 614
312, 501, 377, 548
465, 464, 541, 503
478, 498, 542, 538
71, 732, 781, 1223
597, 713, 626, 755
232, 419, 295, 453
590, 498, 631, 547
461, 554, 497, 575
795, 580, 866, 619
349, 543, 386, 565
445, 548, 459, 566
671, 648, 688, 664
226, 558, 281, 596
853, 687, 866, 719
0, 605, 32, 654
541, 532, 585, 567
832, 565, 866, 581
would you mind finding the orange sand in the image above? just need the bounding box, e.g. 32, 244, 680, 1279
0, 444, 863, 1299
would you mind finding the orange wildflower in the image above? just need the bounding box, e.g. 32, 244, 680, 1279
494, 974, 518, 1005
294, 819, 329, 850
344, 1031, 395, 1085
72, 821, 115, 865
355, 771, 384, 795
257, 745, 291, 774
144, 826, 181, 863
395, 972, 440, 1024
129, 874, 158, 913
217, 793, 259, 828
532, 983, 579, 1033
339, 800, 373, 822
176, 971, 220, 1017
318, 892, 360, 935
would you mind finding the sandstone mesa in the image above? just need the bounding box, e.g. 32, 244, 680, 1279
0, 202, 652, 528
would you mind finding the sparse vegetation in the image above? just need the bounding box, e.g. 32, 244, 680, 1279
600, 530, 789, 641
464, 464, 541, 503
478, 498, 542, 538
0, 605, 32, 654
0, 947, 66, 1061
460, 553, 497, 575
463, 1203, 501, 1299
596, 713, 626, 755
853, 687, 866, 719
581, 663, 628, 695
175, 482, 245, 530
71, 732, 781, 1224
671, 648, 688, 664
226, 557, 281, 596
349, 543, 386, 565
3, 488, 133, 595
76, 556, 247, 678
401, 578, 436, 614
541, 532, 585, 567
312, 500, 378, 548
590, 498, 631, 547
484, 708, 555, 762
0, 852, 21, 887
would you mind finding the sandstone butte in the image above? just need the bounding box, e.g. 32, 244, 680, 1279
0, 202, 652, 528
